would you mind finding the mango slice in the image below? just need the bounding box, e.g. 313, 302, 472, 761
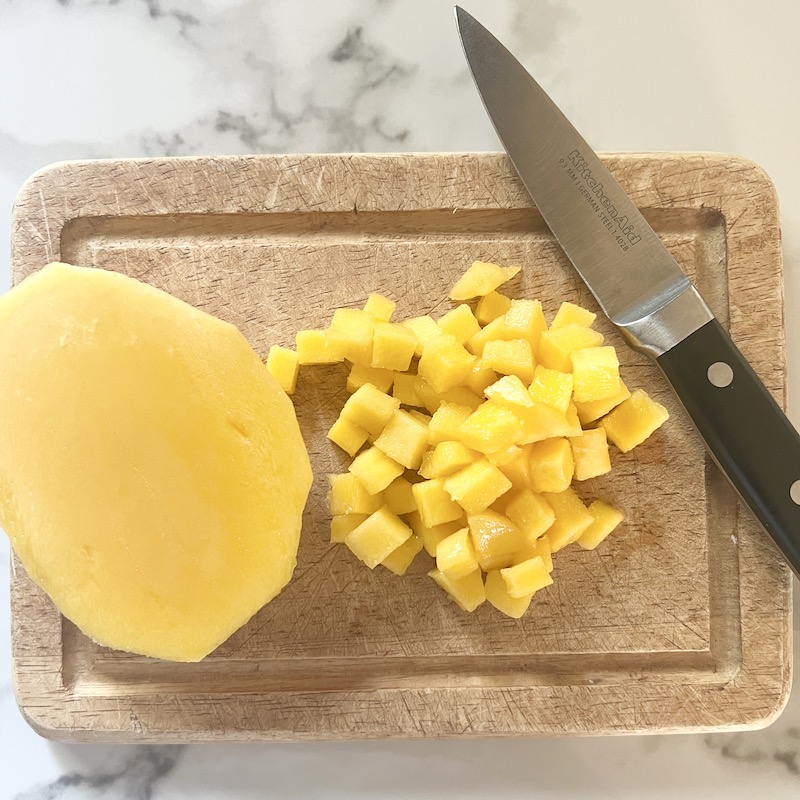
0, 263, 312, 662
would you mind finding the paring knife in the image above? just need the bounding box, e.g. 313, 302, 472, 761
455, 6, 800, 577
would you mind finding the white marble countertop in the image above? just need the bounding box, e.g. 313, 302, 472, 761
2, 0, 800, 797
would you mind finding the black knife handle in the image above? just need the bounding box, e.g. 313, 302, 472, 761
656, 318, 800, 577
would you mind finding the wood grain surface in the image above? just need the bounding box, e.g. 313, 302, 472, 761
9, 153, 791, 741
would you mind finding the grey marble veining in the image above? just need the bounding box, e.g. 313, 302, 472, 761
3, 0, 800, 798
56, 0, 200, 37
14, 746, 184, 800
0, 0, 579, 193
15, 726, 800, 800
706, 725, 800, 779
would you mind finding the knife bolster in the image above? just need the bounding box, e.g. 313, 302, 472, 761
615, 285, 714, 359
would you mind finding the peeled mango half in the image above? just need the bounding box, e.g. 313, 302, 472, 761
0, 263, 312, 662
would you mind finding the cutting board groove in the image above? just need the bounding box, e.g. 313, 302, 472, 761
9, 152, 790, 741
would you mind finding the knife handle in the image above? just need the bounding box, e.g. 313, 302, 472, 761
656, 318, 800, 577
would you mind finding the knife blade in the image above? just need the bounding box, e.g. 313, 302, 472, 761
455, 5, 800, 577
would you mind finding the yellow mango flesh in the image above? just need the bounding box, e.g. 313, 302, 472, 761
0, 263, 312, 662
320, 262, 677, 618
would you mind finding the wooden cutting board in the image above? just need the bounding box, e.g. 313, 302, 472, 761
9, 153, 791, 742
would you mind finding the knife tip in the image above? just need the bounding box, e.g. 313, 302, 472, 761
454, 6, 479, 39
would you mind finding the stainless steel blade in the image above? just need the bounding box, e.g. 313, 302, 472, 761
455, 6, 692, 328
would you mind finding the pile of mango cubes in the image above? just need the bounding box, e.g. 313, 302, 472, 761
266, 261, 669, 618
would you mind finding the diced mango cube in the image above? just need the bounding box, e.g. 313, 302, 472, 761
383, 476, 417, 516
341, 383, 400, 435
445, 388, 484, 411
528, 437, 574, 493
459, 401, 523, 454
327, 415, 370, 456
467, 316, 505, 356
363, 292, 396, 322
468, 300, 547, 356
371, 321, 417, 372
484, 569, 532, 618
418, 449, 435, 479
418, 333, 477, 393
513, 534, 553, 571
392, 372, 423, 407
497, 445, 533, 489
565, 402, 582, 434
346, 364, 394, 394
482, 338, 535, 383
424, 440, 480, 478
328, 473, 383, 516
438, 304, 481, 345
515, 402, 582, 444
330, 514, 368, 543
414, 377, 445, 414
575, 380, 631, 425
412, 478, 464, 528
485, 445, 522, 466
330, 308, 375, 366
445, 458, 512, 514
382, 533, 424, 575
501, 555, 553, 598
428, 402, 473, 445
528, 365, 573, 414
266, 345, 299, 394
571, 346, 621, 403
600, 389, 670, 452
407, 512, 466, 556
537, 325, 604, 372
569, 428, 612, 481
415, 379, 465, 414
578, 500, 625, 550
374, 409, 429, 469
551, 301, 596, 329
449, 260, 521, 301
467, 510, 529, 570
349, 446, 404, 494
504, 489, 555, 543
465, 360, 499, 395
475, 291, 512, 325
542, 488, 594, 551
403, 315, 444, 357
429, 567, 486, 612
484, 374, 534, 408
295, 328, 345, 365
407, 410, 432, 426
436, 527, 479, 579
344, 506, 412, 568
501, 299, 548, 350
